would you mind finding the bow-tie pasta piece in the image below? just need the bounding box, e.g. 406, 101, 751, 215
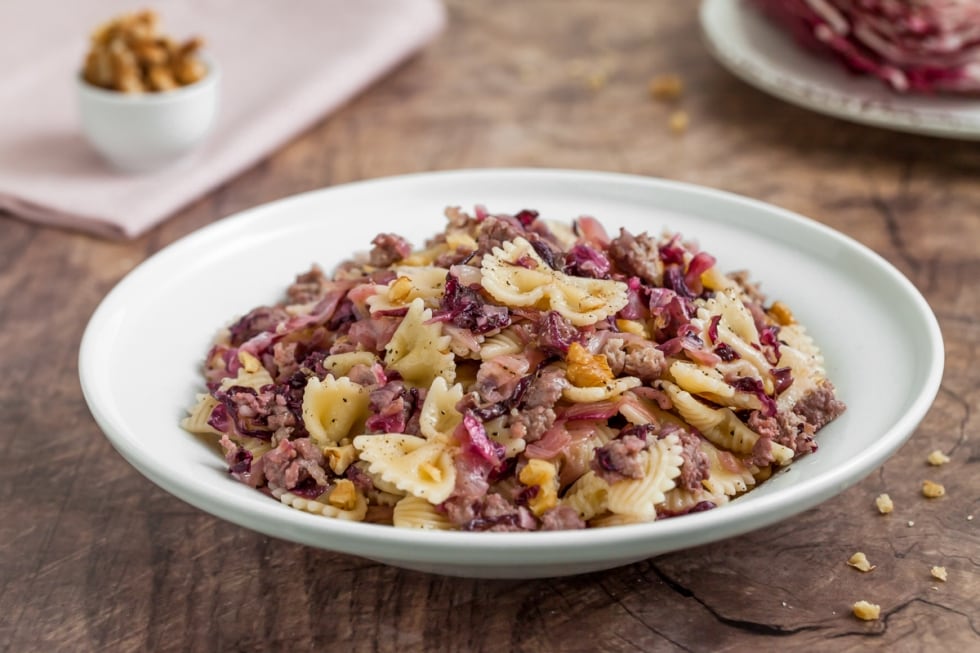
181, 394, 222, 436
605, 434, 684, 520
562, 376, 642, 403
418, 376, 465, 440
662, 380, 760, 455
393, 495, 453, 530
562, 470, 611, 521
384, 298, 455, 388
367, 266, 449, 313
270, 484, 368, 521
669, 360, 767, 413
353, 433, 457, 504
217, 351, 275, 391
302, 375, 371, 447
480, 237, 629, 326
658, 486, 729, 515
699, 440, 756, 497
773, 323, 829, 412
321, 351, 378, 378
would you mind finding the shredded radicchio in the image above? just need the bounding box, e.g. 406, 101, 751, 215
730, 377, 778, 418
460, 412, 505, 469
437, 274, 511, 334
564, 244, 612, 279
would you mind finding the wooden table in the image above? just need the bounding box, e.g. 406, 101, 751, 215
2, 2, 977, 651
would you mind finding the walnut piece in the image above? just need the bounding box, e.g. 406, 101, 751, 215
649, 74, 684, 101
931, 566, 948, 582
922, 480, 946, 498
847, 552, 876, 573
83, 10, 207, 93
875, 493, 894, 514
852, 600, 881, 621
926, 449, 950, 466
668, 110, 689, 134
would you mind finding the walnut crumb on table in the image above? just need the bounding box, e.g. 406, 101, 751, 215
875, 493, 894, 514
852, 601, 881, 621
926, 449, 950, 465
649, 73, 684, 100
847, 552, 876, 572
922, 480, 946, 498
931, 566, 948, 582
668, 110, 689, 134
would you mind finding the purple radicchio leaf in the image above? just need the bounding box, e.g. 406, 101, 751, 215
731, 377, 778, 418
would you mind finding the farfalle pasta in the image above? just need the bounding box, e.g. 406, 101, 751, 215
182, 206, 845, 531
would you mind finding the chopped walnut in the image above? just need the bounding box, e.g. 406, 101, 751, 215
852, 600, 881, 621
875, 493, 894, 514
931, 566, 948, 582
83, 9, 207, 93
847, 552, 876, 573
566, 342, 614, 387
327, 479, 358, 511
648, 73, 684, 101
668, 110, 689, 134
768, 301, 796, 326
922, 480, 946, 498
927, 449, 950, 466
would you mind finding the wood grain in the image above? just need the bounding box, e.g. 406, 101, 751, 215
1, 2, 977, 651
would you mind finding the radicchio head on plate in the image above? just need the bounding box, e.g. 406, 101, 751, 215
752, 0, 980, 94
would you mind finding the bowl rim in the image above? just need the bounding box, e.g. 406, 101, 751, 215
76, 52, 219, 104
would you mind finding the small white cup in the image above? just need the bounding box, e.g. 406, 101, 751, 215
77, 57, 220, 173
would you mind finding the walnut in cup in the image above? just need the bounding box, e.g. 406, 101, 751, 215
82, 9, 207, 93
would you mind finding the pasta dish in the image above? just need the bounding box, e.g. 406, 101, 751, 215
182, 207, 845, 531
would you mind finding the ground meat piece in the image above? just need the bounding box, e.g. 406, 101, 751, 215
747, 411, 778, 466
475, 355, 530, 404
346, 363, 381, 387
475, 215, 525, 256
750, 435, 774, 468
219, 434, 265, 487
368, 233, 412, 268
444, 205, 473, 229
522, 367, 567, 409
527, 233, 565, 270
592, 435, 647, 483
262, 437, 330, 491
345, 463, 376, 494
365, 381, 416, 434
540, 505, 586, 531
271, 341, 300, 379
216, 385, 295, 440
623, 341, 667, 382
227, 306, 289, 346
287, 266, 329, 305
793, 380, 846, 431
776, 410, 817, 455
508, 406, 557, 444
674, 428, 710, 492
600, 337, 627, 376
463, 493, 538, 532
608, 228, 661, 285
433, 248, 476, 268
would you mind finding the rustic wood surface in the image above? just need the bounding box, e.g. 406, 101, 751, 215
1, 2, 977, 651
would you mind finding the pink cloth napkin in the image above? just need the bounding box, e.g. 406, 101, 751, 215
0, 0, 446, 239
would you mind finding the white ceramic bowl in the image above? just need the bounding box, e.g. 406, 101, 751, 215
77, 57, 219, 173
79, 169, 944, 578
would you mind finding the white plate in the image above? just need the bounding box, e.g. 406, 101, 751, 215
79, 169, 943, 578
700, 0, 980, 140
